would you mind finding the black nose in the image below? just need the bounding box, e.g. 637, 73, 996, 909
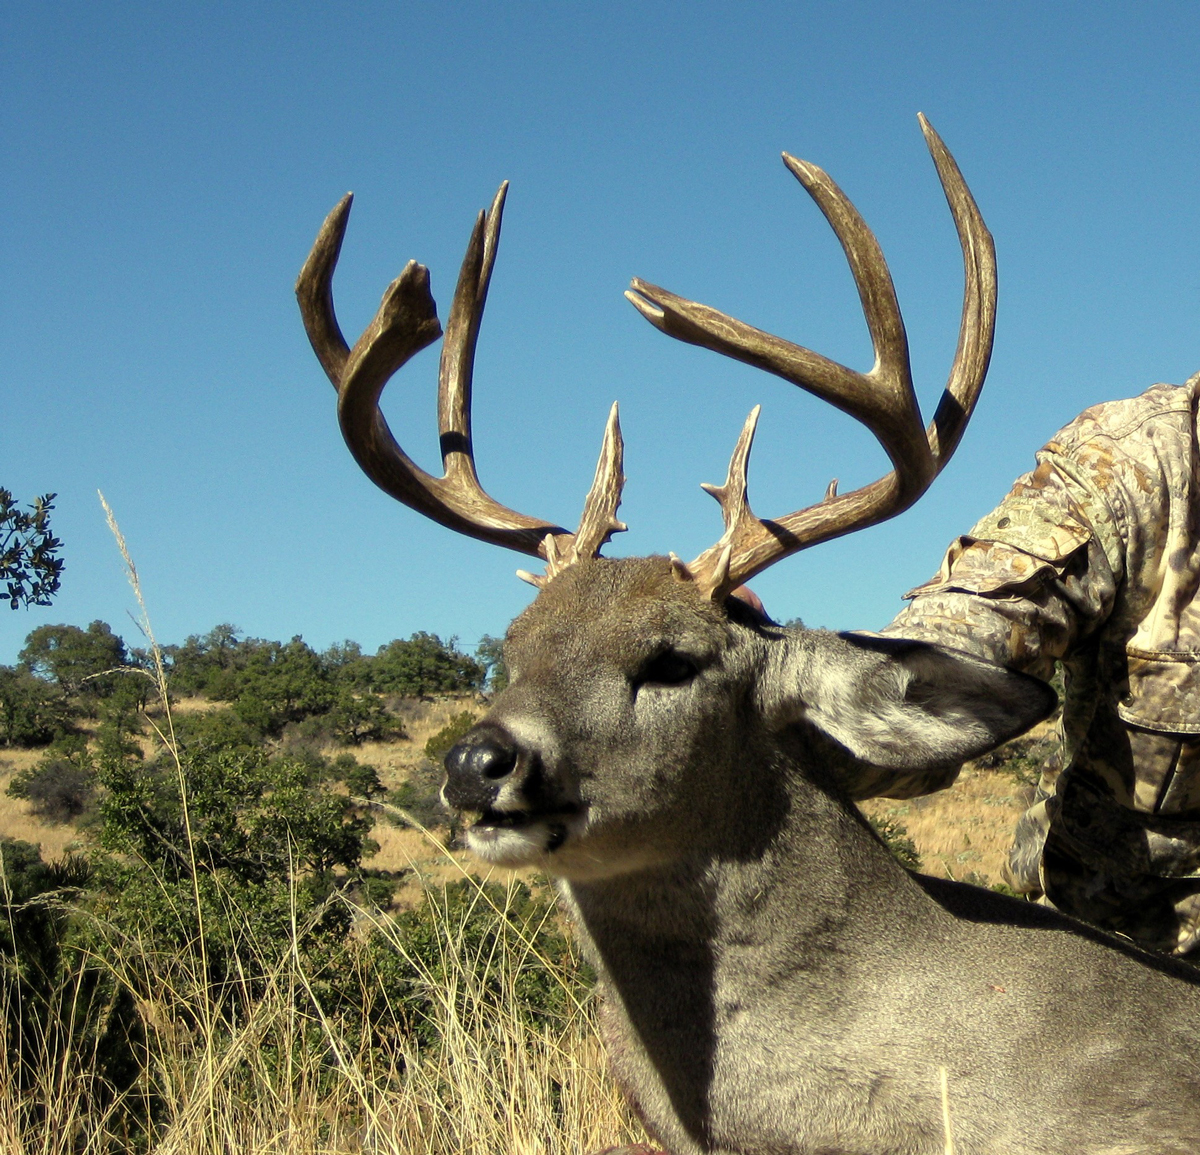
444, 729, 519, 810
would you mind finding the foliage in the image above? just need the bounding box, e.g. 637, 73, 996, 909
215, 637, 336, 737
388, 774, 447, 830
337, 753, 385, 800
19, 620, 129, 705
168, 706, 262, 755
162, 622, 246, 696
424, 709, 480, 764
99, 743, 373, 884
297, 685, 404, 746
7, 738, 97, 823
0, 490, 63, 610
359, 632, 485, 696
0, 665, 72, 747
0, 860, 634, 1155
320, 638, 364, 672
867, 814, 921, 871
475, 634, 508, 692
0, 839, 139, 1114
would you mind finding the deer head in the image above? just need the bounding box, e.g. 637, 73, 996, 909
297, 115, 1052, 882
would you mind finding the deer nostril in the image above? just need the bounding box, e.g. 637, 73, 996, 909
446, 735, 518, 782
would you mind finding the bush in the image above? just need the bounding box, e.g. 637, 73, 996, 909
389, 776, 448, 830
338, 755, 385, 800
19, 621, 128, 707
377, 878, 591, 1050
168, 707, 261, 754
424, 710, 480, 764
162, 623, 245, 696
867, 815, 921, 871
0, 839, 139, 1111
475, 634, 508, 692
7, 739, 97, 823
208, 637, 335, 737
296, 687, 403, 746
99, 743, 375, 884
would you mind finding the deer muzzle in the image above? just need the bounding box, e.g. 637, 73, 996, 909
442, 725, 520, 811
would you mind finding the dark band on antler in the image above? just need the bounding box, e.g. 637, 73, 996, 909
626, 113, 996, 600
296, 184, 626, 574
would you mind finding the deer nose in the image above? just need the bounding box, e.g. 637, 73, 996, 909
443, 729, 519, 810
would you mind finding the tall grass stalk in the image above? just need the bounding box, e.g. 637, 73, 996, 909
0, 500, 643, 1153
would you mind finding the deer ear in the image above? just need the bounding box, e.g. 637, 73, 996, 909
777, 631, 1056, 772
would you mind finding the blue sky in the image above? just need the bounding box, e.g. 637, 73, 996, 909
4, 3, 1200, 663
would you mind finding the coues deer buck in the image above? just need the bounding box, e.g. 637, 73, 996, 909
298, 116, 1200, 1154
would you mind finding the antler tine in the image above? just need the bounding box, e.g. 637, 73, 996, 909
438, 182, 507, 488
918, 113, 997, 465
627, 116, 996, 600
517, 402, 628, 588
297, 188, 569, 556
624, 151, 935, 498
296, 193, 355, 388
571, 402, 628, 560
690, 406, 762, 599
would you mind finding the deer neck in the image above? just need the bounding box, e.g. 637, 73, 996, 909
563, 769, 918, 979
557, 768, 927, 1154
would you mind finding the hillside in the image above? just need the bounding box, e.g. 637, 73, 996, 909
0, 692, 1052, 890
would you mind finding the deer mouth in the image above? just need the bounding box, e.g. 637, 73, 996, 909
465, 806, 583, 861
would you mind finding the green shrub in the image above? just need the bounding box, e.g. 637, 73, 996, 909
296, 687, 403, 746
376, 878, 591, 1050
867, 815, 921, 871
339, 755, 385, 800
7, 738, 97, 823
357, 633, 485, 696
424, 710, 479, 764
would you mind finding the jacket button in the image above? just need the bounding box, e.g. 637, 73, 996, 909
996, 516, 1011, 529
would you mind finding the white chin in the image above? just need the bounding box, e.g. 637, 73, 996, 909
464, 821, 557, 867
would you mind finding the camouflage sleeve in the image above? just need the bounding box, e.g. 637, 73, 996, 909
846, 448, 1126, 801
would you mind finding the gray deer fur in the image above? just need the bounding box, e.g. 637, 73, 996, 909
444, 555, 1200, 1155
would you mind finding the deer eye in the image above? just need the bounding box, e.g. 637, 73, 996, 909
633, 651, 699, 689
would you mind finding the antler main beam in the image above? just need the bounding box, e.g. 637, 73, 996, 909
297, 185, 626, 567
627, 114, 996, 600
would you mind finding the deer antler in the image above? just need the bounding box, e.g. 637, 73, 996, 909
296, 184, 626, 574
626, 114, 996, 600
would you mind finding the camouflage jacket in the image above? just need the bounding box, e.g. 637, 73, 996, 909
877, 374, 1200, 955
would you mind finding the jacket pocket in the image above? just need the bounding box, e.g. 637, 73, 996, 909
1117, 649, 1200, 737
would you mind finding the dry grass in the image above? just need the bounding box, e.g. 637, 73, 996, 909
0, 750, 87, 861
858, 726, 1049, 886
0, 842, 645, 1155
